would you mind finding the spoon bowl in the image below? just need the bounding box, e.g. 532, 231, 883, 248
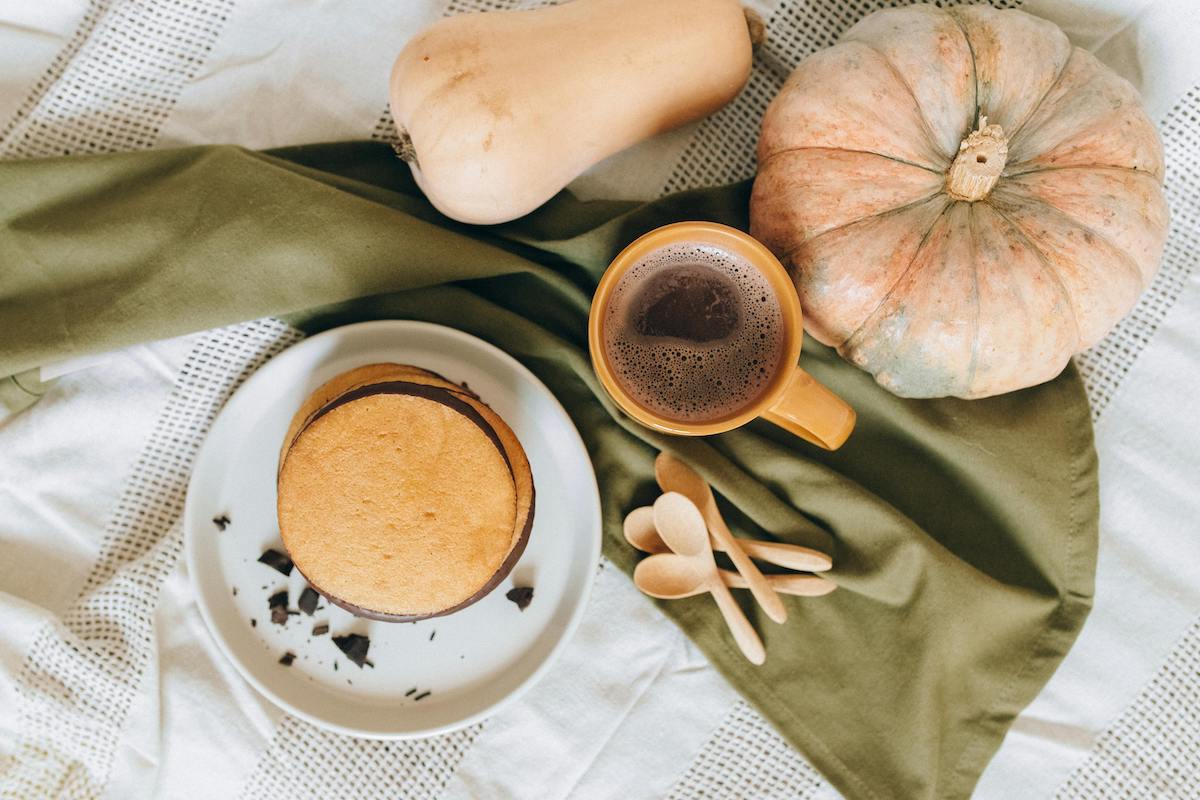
633, 553, 708, 599
623, 505, 668, 554
652, 492, 708, 557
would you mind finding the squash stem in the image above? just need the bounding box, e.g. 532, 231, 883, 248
946, 117, 1007, 202
744, 7, 766, 49
392, 127, 418, 167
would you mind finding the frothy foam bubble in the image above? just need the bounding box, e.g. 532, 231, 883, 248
602, 243, 785, 424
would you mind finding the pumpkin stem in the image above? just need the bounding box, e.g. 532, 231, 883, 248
744, 7, 766, 49
946, 117, 1007, 202
392, 127, 418, 167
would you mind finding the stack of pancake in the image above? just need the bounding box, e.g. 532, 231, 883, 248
277, 364, 534, 621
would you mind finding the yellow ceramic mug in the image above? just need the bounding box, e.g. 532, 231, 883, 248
588, 222, 855, 449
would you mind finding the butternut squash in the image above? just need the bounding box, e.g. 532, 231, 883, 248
389, 0, 757, 225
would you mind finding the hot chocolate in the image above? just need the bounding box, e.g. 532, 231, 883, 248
601, 242, 785, 424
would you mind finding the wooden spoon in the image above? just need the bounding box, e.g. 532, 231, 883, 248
623, 506, 668, 554
623, 505, 833, 572
635, 553, 837, 598
656, 453, 787, 624
652, 492, 765, 665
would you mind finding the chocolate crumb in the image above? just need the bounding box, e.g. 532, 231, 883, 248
312, 623, 329, 637
232, 587, 238, 597
414, 691, 431, 701
250, 618, 257, 628
279, 651, 296, 666
334, 661, 339, 671
405, 688, 417, 697
268, 591, 289, 625
212, 514, 231, 531
258, 548, 293, 576
287, 610, 300, 616
333, 634, 372, 668
298, 587, 319, 616
429, 630, 436, 641
506, 586, 534, 611
347, 679, 352, 685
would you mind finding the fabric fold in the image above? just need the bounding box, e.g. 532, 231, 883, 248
0, 141, 1098, 799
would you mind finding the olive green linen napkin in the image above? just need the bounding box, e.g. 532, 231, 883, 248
0, 142, 1097, 800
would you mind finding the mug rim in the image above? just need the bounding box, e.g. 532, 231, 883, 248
587, 221, 804, 436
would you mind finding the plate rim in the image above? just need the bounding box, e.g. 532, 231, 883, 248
183, 319, 603, 739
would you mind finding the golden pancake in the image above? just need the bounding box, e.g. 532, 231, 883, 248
277, 366, 534, 620
283, 363, 535, 563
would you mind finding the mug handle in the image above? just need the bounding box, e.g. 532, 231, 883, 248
761, 366, 856, 450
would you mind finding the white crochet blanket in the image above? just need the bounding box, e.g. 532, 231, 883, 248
1, 1, 1198, 797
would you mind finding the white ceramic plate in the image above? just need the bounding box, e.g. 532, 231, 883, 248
184, 320, 602, 738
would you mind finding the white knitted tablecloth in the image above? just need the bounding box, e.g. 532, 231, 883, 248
1, 1, 1199, 798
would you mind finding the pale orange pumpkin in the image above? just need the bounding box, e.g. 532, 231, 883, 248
750, 5, 1169, 399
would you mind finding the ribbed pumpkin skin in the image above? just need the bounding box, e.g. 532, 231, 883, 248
750, 5, 1168, 399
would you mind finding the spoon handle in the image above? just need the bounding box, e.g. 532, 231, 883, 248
706, 509, 788, 624
708, 576, 766, 665
724, 539, 833, 573
721, 570, 837, 597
